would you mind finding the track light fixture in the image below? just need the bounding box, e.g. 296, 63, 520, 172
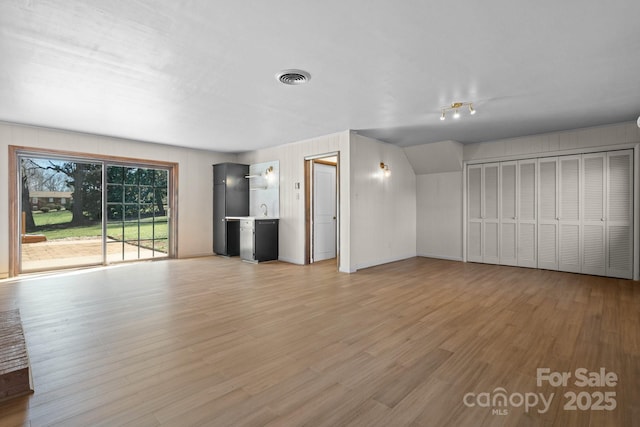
439, 102, 477, 121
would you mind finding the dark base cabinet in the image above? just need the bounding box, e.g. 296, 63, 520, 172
255, 219, 279, 262
224, 220, 240, 256
213, 163, 249, 256
240, 219, 279, 262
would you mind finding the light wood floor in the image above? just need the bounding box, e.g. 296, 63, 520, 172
0, 257, 638, 426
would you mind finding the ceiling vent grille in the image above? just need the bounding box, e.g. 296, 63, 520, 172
276, 69, 311, 85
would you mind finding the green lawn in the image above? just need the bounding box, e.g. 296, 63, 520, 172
32, 210, 168, 242
33, 209, 72, 226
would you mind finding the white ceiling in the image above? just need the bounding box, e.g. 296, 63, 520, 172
1, 1, 639, 152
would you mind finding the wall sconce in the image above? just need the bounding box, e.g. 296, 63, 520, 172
380, 162, 390, 177
264, 165, 275, 182
245, 165, 275, 181
439, 101, 476, 121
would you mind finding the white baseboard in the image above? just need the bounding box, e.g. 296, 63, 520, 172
354, 253, 417, 272
277, 256, 303, 265
417, 253, 463, 262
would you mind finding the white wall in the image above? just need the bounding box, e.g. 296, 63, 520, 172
409, 140, 464, 261
239, 131, 417, 272
349, 133, 416, 270
416, 172, 463, 260
0, 122, 236, 278
464, 121, 640, 162
238, 131, 352, 271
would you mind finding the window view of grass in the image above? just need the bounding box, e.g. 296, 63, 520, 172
33, 209, 168, 252
32, 210, 101, 239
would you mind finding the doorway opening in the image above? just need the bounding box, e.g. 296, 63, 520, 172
304, 153, 339, 266
10, 147, 176, 276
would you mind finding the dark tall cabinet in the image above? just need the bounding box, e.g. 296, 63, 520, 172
213, 163, 249, 256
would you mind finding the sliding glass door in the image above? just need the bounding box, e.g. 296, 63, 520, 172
18, 152, 172, 273
106, 166, 168, 262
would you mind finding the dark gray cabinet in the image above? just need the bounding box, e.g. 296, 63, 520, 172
213, 163, 249, 256
240, 219, 279, 262
255, 219, 279, 262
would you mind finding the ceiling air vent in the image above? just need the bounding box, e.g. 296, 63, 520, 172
276, 69, 311, 85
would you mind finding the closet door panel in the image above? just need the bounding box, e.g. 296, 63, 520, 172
560, 224, 580, 270
501, 223, 516, 263
559, 156, 581, 273
606, 150, 633, 279
500, 162, 517, 266
581, 153, 606, 276
518, 160, 537, 268
468, 222, 482, 261
608, 226, 631, 277
467, 165, 483, 262
538, 158, 558, 270
538, 224, 558, 267
483, 164, 500, 264
484, 222, 499, 263
583, 225, 605, 273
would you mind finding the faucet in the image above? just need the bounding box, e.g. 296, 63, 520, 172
260, 203, 268, 217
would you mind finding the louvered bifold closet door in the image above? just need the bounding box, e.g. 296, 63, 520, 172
606, 150, 633, 279
538, 158, 559, 270
581, 153, 606, 276
500, 162, 518, 266
467, 165, 483, 262
559, 155, 582, 273
518, 160, 537, 267
483, 163, 500, 264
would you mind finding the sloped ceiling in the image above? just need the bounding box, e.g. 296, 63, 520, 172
404, 141, 463, 175
0, 1, 639, 152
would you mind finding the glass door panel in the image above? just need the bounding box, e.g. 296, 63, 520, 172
19, 157, 103, 272
105, 165, 169, 263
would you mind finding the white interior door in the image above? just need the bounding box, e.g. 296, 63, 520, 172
313, 162, 337, 262
500, 162, 518, 266
518, 159, 537, 268
483, 163, 500, 264
559, 155, 581, 273
606, 150, 633, 279
538, 158, 559, 270
467, 165, 483, 262
581, 153, 606, 276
